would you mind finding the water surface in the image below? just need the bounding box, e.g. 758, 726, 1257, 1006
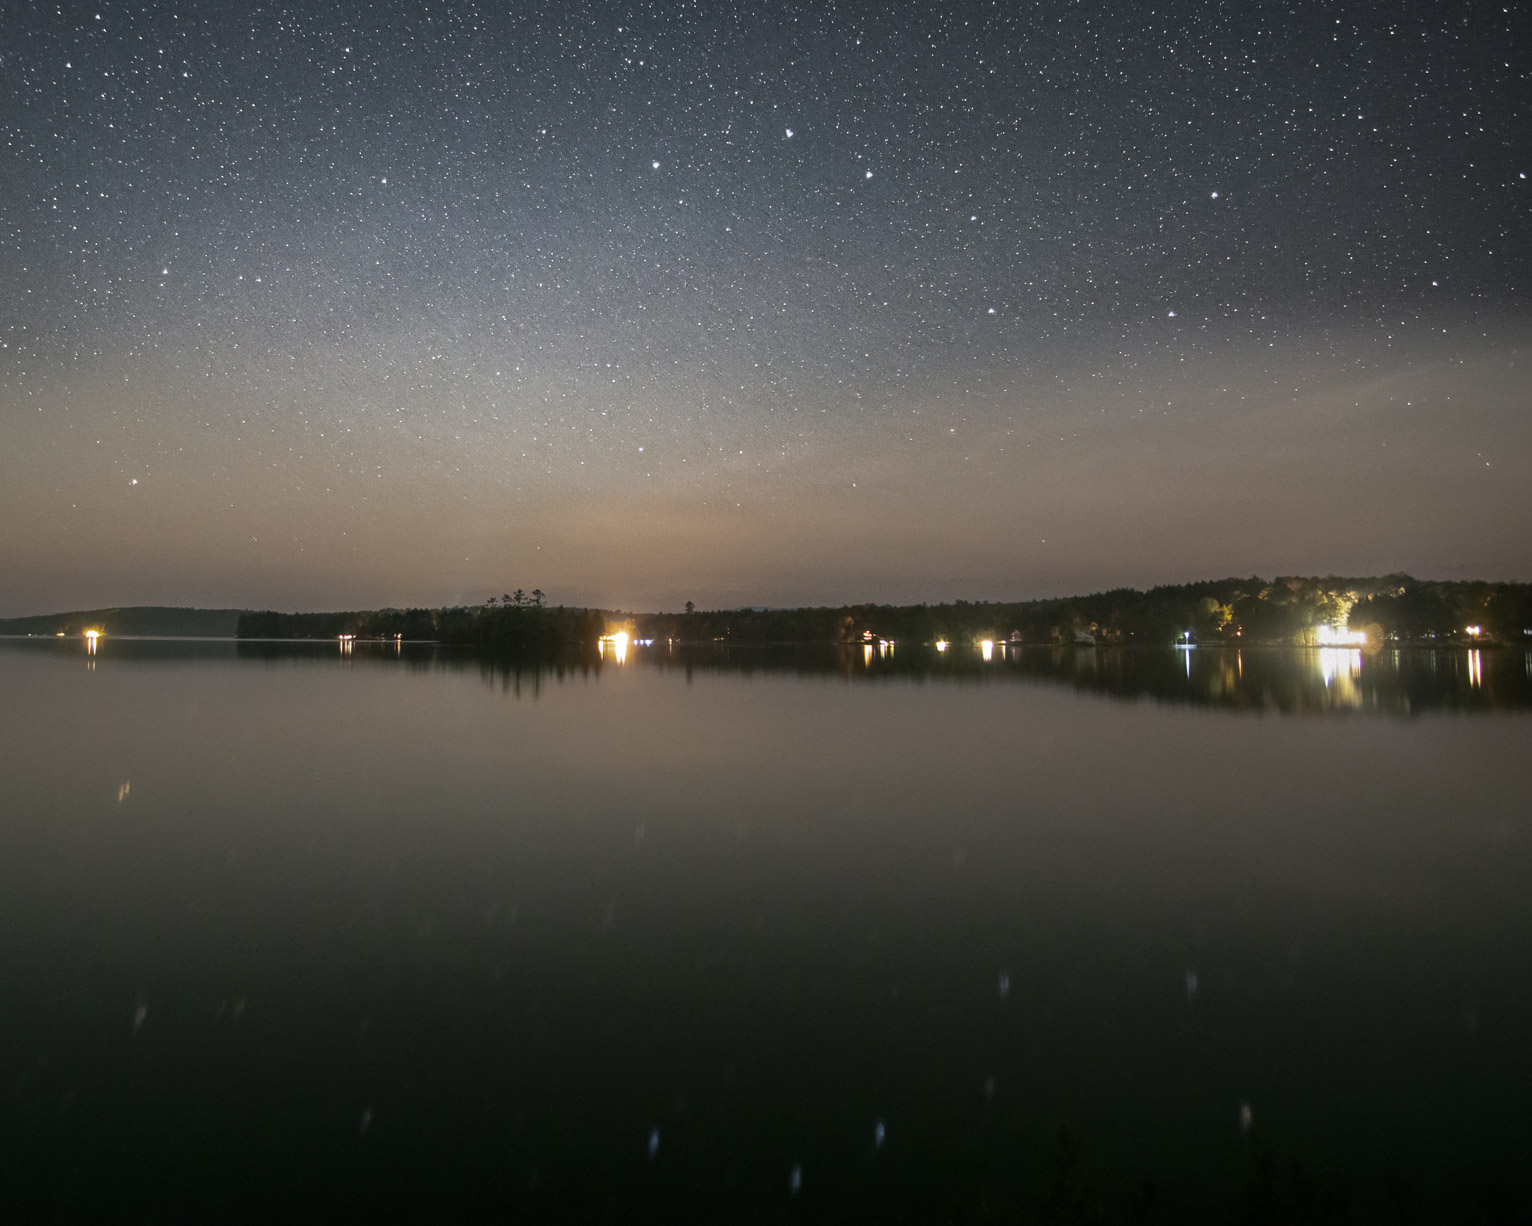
1, 638, 1528, 1220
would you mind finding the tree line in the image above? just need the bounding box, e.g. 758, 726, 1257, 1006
236, 574, 1532, 648
237, 600, 604, 649
635, 576, 1530, 647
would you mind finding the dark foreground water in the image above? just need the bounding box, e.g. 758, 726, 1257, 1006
1, 637, 1528, 1222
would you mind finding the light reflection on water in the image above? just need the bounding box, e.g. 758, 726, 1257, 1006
9, 636, 1531, 716
1316, 646, 1362, 706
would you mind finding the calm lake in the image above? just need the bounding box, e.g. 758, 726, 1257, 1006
1, 637, 1528, 1221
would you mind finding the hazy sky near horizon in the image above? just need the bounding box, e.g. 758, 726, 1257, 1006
2, 0, 1528, 616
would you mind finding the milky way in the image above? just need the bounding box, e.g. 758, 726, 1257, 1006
2, 1, 1527, 614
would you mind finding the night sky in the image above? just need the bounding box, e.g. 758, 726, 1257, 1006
2, 0, 1527, 616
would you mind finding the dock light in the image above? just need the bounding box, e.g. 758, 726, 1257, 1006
981, 639, 994, 661
84, 628, 100, 654
935, 639, 949, 652
1466, 624, 1482, 638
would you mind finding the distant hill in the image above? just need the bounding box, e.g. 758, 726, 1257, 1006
0, 607, 249, 637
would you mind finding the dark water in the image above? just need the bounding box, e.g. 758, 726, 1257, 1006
1, 637, 1528, 1221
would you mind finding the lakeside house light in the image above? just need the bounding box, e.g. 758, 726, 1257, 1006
980, 639, 994, 661
935, 639, 949, 652
84, 628, 100, 654
1315, 624, 1367, 647
1466, 624, 1482, 638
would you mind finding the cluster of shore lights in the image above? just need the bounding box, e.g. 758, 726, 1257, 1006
84, 628, 100, 654
1315, 624, 1368, 647
338, 633, 355, 654
598, 630, 630, 663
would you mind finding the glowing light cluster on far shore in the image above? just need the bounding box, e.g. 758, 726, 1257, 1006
598, 630, 630, 663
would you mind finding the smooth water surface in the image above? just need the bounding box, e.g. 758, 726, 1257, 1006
1, 638, 1529, 1221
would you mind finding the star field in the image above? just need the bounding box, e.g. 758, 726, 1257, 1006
2, 0, 1528, 613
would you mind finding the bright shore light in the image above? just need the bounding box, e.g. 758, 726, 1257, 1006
598, 630, 630, 663
935, 639, 949, 652
1315, 624, 1367, 647
980, 639, 994, 661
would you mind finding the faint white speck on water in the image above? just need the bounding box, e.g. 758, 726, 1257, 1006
116, 780, 131, 803
789, 1163, 803, 1195
874, 1120, 886, 1151
997, 971, 1011, 999
359, 1107, 372, 1135
1185, 970, 1199, 1001
132, 1000, 147, 1034
648, 1127, 660, 1159
1239, 1102, 1253, 1133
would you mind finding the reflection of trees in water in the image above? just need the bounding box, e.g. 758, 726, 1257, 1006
629, 643, 1532, 715
992, 645, 1530, 715
221, 638, 1532, 713
231, 638, 611, 698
